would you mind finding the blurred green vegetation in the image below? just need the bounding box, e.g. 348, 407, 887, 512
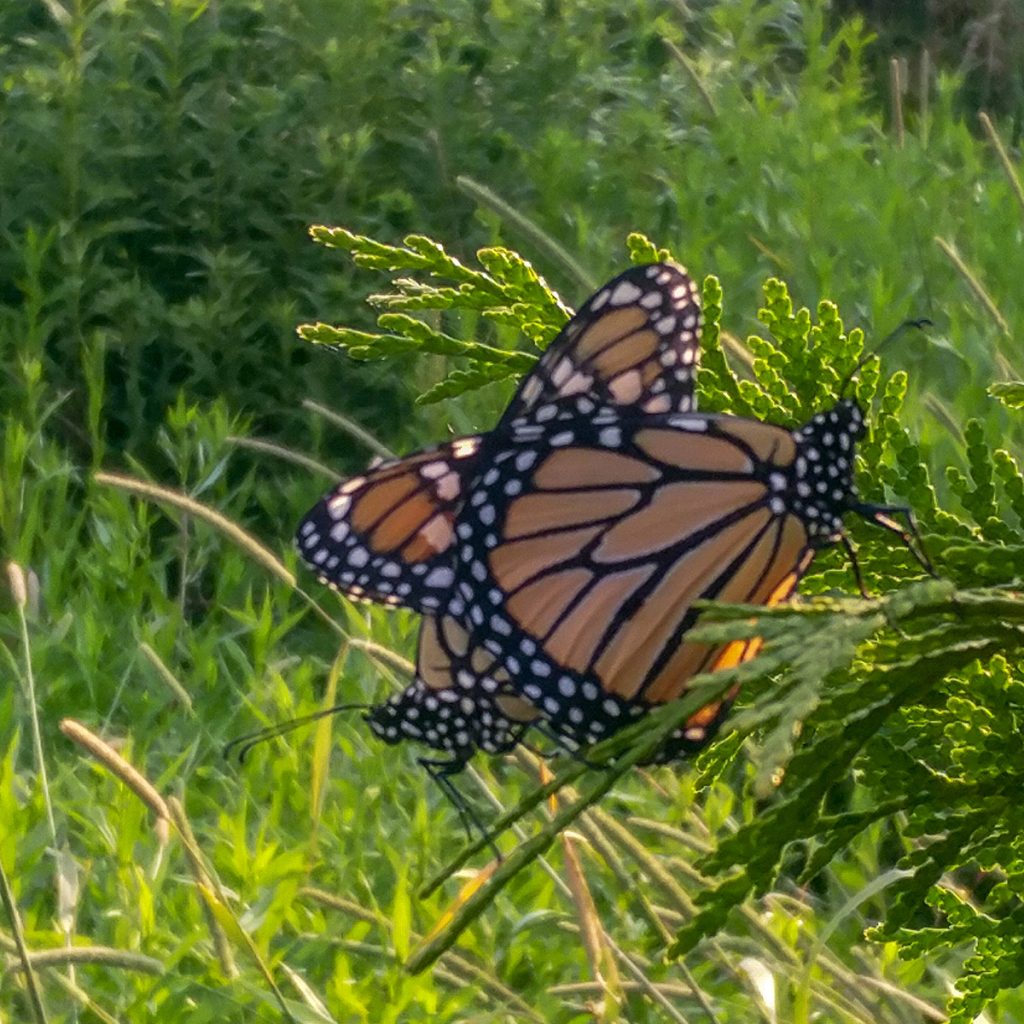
4, 0, 1024, 1021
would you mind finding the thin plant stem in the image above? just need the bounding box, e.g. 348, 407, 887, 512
0, 851, 49, 1024
663, 37, 718, 117
889, 57, 904, 148
468, 759, 696, 1023
301, 400, 395, 460
918, 48, 930, 146
456, 175, 596, 292
934, 236, 1011, 337
226, 435, 341, 482
13, 584, 56, 843
979, 110, 1024, 217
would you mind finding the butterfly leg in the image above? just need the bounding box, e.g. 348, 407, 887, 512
845, 505, 932, 634
418, 756, 499, 858
529, 721, 613, 770
519, 722, 575, 761
519, 736, 605, 770
851, 501, 936, 576
839, 533, 871, 599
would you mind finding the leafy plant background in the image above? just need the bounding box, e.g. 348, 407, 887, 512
3, 1, 1024, 1021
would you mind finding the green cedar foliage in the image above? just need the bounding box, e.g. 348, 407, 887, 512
303, 226, 1024, 1022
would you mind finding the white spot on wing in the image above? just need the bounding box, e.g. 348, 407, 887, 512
424, 566, 455, 589
327, 494, 352, 517
610, 280, 643, 305
667, 416, 707, 431
434, 472, 460, 500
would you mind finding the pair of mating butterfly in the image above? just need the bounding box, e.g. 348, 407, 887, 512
292, 261, 928, 788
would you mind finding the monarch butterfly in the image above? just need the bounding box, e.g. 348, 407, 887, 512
295, 440, 543, 775
297, 263, 705, 768
227, 618, 537, 782
297, 261, 929, 771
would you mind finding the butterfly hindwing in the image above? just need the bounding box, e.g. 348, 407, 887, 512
296, 437, 483, 614
500, 262, 702, 425
365, 614, 539, 767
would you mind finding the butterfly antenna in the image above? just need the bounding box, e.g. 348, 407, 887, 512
840, 533, 871, 599
224, 703, 372, 763
840, 318, 933, 397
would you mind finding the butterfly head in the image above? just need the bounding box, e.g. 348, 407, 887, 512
364, 682, 473, 751
363, 694, 416, 745
790, 399, 866, 545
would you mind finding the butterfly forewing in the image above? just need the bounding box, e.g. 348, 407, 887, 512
452, 413, 814, 745
500, 262, 702, 425
644, 561, 808, 764
295, 436, 483, 613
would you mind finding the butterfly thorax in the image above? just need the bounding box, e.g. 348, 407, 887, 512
365, 682, 479, 756
789, 399, 866, 545
365, 677, 532, 758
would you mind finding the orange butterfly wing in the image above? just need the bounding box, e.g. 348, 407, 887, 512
455, 414, 812, 747
296, 437, 482, 613
366, 614, 539, 765
500, 262, 703, 424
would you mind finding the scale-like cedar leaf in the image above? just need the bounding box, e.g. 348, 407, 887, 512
989, 380, 1024, 408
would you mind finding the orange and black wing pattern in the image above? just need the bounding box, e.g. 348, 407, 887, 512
296, 436, 482, 614
365, 614, 539, 766
452, 412, 815, 748
500, 262, 703, 426
639, 568, 804, 764
295, 261, 889, 774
